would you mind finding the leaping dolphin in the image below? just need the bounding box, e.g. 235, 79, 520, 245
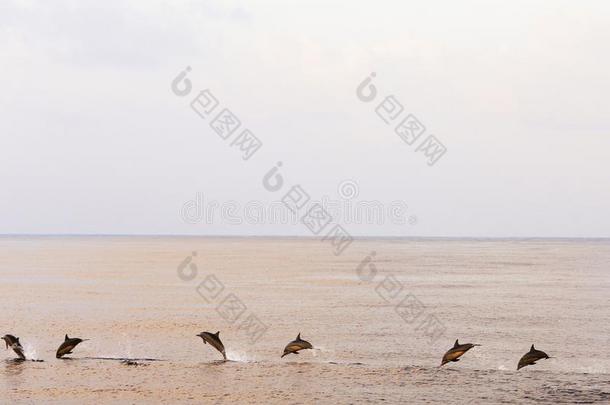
1, 334, 26, 360
56, 334, 89, 359
517, 344, 550, 370
197, 331, 227, 360
440, 339, 481, 366
281, 333, 313, 358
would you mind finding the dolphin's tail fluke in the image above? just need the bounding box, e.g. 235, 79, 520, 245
15, 349, 26, 360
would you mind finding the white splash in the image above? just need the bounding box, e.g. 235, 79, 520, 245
22, 342, 39, 360
311, 345, 333, 358
226, 349, 256, 362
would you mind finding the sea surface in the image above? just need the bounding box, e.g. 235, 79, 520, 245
1, 236, 609, 404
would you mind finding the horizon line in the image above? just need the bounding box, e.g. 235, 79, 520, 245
0, 233, 609, 240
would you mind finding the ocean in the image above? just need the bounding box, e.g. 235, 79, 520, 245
1, 236, 609, 403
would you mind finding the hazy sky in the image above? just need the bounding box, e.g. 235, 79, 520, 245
1, 0, 609, 237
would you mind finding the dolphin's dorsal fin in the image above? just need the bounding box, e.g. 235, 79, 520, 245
296, 333, 301, 341
530, 344, 535, 352
215, 331, 220, 337
454, 339, 459, 348
65, 334, 69, 341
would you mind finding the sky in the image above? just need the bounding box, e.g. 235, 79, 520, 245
1, 0, 609, 237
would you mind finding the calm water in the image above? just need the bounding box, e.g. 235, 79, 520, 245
0, 237, 609, 404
